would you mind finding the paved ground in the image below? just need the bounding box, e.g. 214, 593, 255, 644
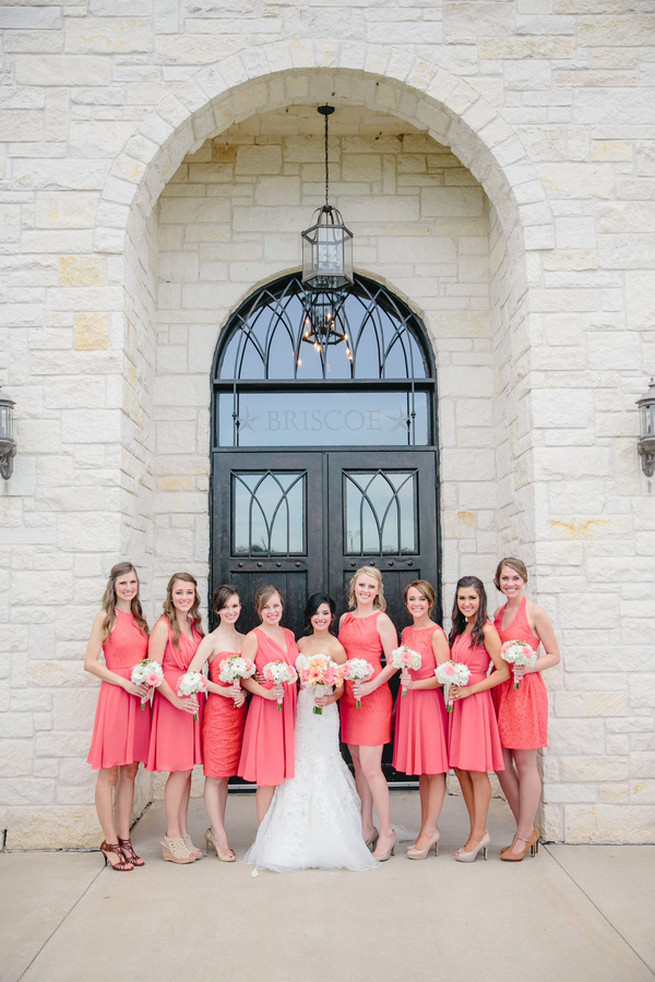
2, 791, 653, 982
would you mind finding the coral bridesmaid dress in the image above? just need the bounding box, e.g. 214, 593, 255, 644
237, 628, 298, 786
338, 611, 392, 746
448, 631, 504, 773
493, 597, 548, 749
392, 624, 449, 776
202, 651, 248, 778
146, 618, 203, 772
87, 610, 150, 769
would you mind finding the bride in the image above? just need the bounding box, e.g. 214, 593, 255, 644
243, 593, 379, 873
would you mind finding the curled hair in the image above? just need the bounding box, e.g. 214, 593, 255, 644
347, 565, 386, 611
303, 593, 337, 635
100, 562, 149, 643
163, 572, 204, 647
404, 579, 436, 611
213, 584, 240, 618
493, 557, 528, 591
255, 584, 283, 616
448, 576, 488, 648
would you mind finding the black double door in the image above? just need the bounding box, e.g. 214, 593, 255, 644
211, 449, 439, 637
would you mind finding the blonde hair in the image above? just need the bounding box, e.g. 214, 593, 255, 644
100, 562, 149, 643
494, 557, 528, 591
348, 565, 386, 611
162, 572, 204, 647
255, 584, 283, 616
404, 579, 436, 611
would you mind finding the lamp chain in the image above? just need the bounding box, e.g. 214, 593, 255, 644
324, 106, 330, 209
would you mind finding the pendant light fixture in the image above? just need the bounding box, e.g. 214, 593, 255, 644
300, 105, 353, 355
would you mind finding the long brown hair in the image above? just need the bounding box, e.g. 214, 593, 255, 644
100, 562, 149, 643
162, 572, 204, 647
448, 576, 488, 648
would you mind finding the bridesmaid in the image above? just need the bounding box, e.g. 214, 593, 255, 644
338, 566, 398, 861
237, 586, 298, 824
146, 572, 204, 864
85, 562, 150, 870
493, 557, 561, 862
447, 575, 509, 862
186, 584, 247, 862
393, 580, 450, 859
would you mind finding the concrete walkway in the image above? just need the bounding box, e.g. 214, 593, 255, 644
1, 791, 653, 982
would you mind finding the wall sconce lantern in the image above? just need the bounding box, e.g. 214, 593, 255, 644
0, 385, 16, 480
301, 105, 353, 294
636, 377, 655, 477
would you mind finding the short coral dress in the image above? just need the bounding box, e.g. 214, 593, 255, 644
202, 651, 248, 779
338, 611, 392, 746
87, 610, 150, 769
238, 628, 298, 786
493, 598, 548, 749
448, 631, 504, 773
146, 618, 203, 773
392, 624, 449, 776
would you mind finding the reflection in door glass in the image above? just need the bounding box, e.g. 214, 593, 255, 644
233, 471, 305, 555
344, 471, 417, 555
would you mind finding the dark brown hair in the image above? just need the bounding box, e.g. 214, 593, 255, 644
448, 576, 488, 648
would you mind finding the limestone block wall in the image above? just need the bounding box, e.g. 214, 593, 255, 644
0, 1, 653, 845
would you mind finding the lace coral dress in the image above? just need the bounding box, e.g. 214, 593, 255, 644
243, 654, 379, 873
338, 611, 392, 746
202, 651, 248, 778
493, 598, 548, 749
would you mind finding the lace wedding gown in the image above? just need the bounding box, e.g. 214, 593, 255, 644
243, 656, 379, 873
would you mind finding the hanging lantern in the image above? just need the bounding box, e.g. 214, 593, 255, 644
0, 385, 16, 480
636, 377, 655, 477
301, 105, 353, 293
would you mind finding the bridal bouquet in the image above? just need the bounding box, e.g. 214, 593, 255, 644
262, 660, 298, 710
391, 645, 422, 696
434, 661, 471, 712
218, 654, 256, 706
500, 640, 537, 689
177, 671, 207, 721
340, 658, 374, 708
130, 658, 164, 710
300, 655, 342, 715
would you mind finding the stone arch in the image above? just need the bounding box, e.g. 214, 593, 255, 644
94, 41, 554, 261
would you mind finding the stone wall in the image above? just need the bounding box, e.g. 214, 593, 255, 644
0, 2, 653, 846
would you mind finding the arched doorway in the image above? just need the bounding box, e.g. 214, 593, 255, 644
210, 272, 440, 639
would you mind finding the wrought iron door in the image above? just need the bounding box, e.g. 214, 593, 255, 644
212, 451, 325, 638
327, 451, 439, 627
212, 448, 438, 634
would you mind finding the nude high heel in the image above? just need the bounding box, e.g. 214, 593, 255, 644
454, 831, 489, 863
205, 827, 236, 862
501, 828, 539, 862
407, 830, 440, 860
373, 831, 397, 862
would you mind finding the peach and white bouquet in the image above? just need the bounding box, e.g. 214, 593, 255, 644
500, 640, 537, 689
177, 670, 207, 721
262, 660, 298, 710
218, 654, 256, 705
340, 658, 374, 708
434, 661, 471, 712
391, 645, 422, 696
131, 658, 164, 710
300, 654, 342, 715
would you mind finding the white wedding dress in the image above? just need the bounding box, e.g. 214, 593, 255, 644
243, 656, 379, 873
